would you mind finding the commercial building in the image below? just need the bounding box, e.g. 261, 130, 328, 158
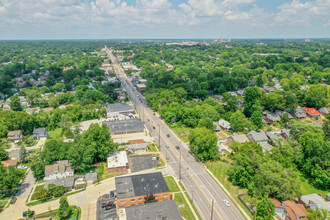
103, 119, 145, 139
103, 103, 135, 118
107, 151, 128, 174
124, 200, 182, 220
126, 143, 149, 153
115, 172, 170, 207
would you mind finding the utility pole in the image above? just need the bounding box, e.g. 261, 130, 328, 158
210, 199, 214, 220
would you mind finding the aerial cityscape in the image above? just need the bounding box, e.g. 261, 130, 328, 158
0, 1, 329, 220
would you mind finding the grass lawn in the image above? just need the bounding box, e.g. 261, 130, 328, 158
148, 144, 159, 152
206, 159, 253, 218
184, 192, 202, 220
292, 119, 308, 126
0, 199, 9, 210
100, 162, 119, 181
48, 128, 63, 139
53, 207, 79, 220
31, 184, 45, 201
164, 176, 180, 192
299, 172, 328, 198
170, 124, 192, 143
174, 193, 196, 220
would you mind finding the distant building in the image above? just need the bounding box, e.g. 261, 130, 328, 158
217, 119, 231, 131
271, 198, 308, 220
125, 200, 182, 220
1, 159, 18, 167
247, 130, 269, 143
302, 107, 320, 119
116, 172, 170, 207
299, 193, 330, 211
103, 103, 135, 118
103, 119, 145, 139
44, 160, 74, 181
107, 151, 128, 174
7, 130, 23, 143
136, 84, 146, 92
33, 128, 48, 140
319, 107, 329, 116
293, 107, 307, 120
265, 113, 281, 125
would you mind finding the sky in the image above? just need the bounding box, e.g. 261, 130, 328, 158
0, 0, 329, 39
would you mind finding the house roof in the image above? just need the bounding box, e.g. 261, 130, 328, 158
300, 193, 330, 210
125, 200, 182, 220
85, 172, 97, 182
295, 107, 307, 118
230, 133, 249, 143
128, 139, 146, 144
319, 108, 329, 114
284, 207, 297, 220
44, 176, 75, 189
127, 143, 149, 150
8, 130, 22, 136
1, 159, 18, 167
218, 119, 231, 129
259, 141, 273, 152
266, 113, 281, 122
247, 130, 268, 142
104, 103, 134, 113
115, 172, 169, 199
270, 198, 283, 208
302, 107, 320, 116
282, 201, 308, 218
103, 119, 145, 133
33, 128, 47, 135
45, 160, 72, 175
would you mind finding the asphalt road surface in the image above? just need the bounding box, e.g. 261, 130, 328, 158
105, 47, 246, 220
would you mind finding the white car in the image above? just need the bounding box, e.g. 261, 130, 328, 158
223, 199, 230, 207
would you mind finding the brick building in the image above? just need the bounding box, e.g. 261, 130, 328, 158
115, 172, 170, 207
107, 151, 128, 174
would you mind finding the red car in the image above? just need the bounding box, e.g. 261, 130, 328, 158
102, 201, 113, 208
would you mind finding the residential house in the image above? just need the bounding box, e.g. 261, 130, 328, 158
299, 193, 330, 211
213, 95, 223, 102
1, 159, 18, 167
138, 79, 147, 84
44, 160, 74, 181
107, 151, 128, 174
302, 107, 320, 119
236, 101, 243, 108
271, 198, 308, 220
275, 110, 294, 119
293, 107, 307, 120
125, 200, 182, 220
7, 130, 23, 143
319, 107, 329, 116
127, 143, 149, 154
281, 129, 291, 140
266, 130, 284, 146
227, 133, 249, 146
217, 119, 231, 131
247, 130, 269, 143
2, 103, 10, 111
33, 128, 48, 140
259, 142, 273, 152
236, 89, 245, 96
228, 91, 237, 96
265, 113, 281, 124
8, 150, 20, 160
116, 172, 170, 207
263, 86, 275, 93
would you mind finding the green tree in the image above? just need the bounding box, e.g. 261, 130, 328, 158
281, 112, 290, 128
188, 127, 219, 162
33, 188, 50, 200
256, 197, 275, 220
30, 157, 45, 179
58, 196, 71, 219
197, 118, 215, 131
49, 97, 59, 108
306, 208, 329, 220
19, 145, 28, 163
10, 95, 22, 111
230, 111, 250, 132
0, 147, 8, 161
250, 111, 263, 130
49, 184, 66, 197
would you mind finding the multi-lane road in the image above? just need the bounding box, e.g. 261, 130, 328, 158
105, 47, 247, 220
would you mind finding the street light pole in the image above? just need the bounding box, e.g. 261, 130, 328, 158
210, 199, 214, 220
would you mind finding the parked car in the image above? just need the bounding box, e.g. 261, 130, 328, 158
153, 126, 155, 129
102, 201, 114, 208
110, 191, 115, 198
105, 204, 116, 210
165, 143, 169, 148
175, 146, 180, 150
167, 134, 170, 138
11, 197, 17, 204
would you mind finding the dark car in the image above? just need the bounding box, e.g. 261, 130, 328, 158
102, 201, 114, 208
176, 146, 180, 150
11, 197, 17, 204
167, 134, 170, 138
105, 204, 116, 210
23, 211, 35, 217
110, 191, 115, 198
153, 126, 155, 129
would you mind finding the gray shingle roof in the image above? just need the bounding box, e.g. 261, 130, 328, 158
230, 133, 249, 143
44, 177, 75, 189
247, 130, 268, 142
115, 172, 169, 199
105, 103, 134, 113
103, 119, 145, 133
125, 200, 182, 220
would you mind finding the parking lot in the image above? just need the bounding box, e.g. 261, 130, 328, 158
96, 193, 118, 220
128, 154, 158, 172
